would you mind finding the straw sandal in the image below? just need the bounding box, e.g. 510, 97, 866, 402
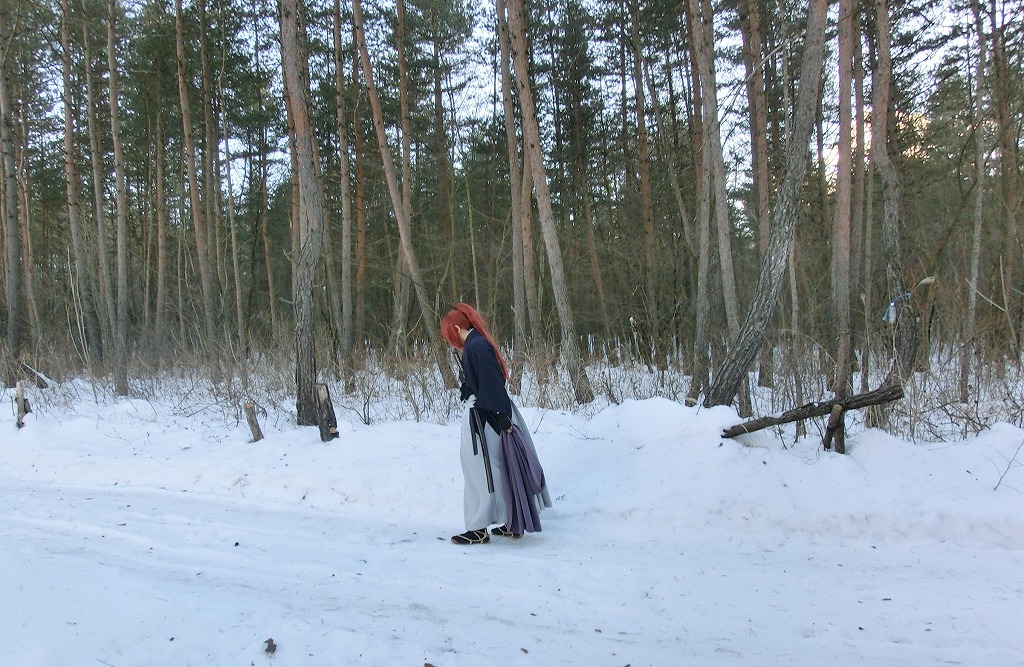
450, 529, 490, 545
490, 524, 523, 539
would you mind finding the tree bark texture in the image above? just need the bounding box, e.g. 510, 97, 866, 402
0, 3, 21, 357
872, 0, 918, 389
703, 0, 829, 408
505, 0, 594, 404
628, 0, 659, 359
332, 0, 355, 378
722, 382, 903, 439
175, 0, 217, 346
831, 0, 854, 398
351, 0, 453, 386
81, 12, 116, 348
961, 2, 987, 403
279, 0, 328, 425
737, 0, 774, 388
497, 0, 528, 370
59, 0, 102, 361
107, 0, 129, 395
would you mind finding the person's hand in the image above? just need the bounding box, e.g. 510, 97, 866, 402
459, 383, 473, 402
496, 412, 513, 432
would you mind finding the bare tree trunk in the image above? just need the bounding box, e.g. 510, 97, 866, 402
851, 8, 866, 372
988, 7, 1021, 359
645, 54, 693, 254
285, 65, 300, 325
703, 0, 828, 408
688, 150, 712, 405
961, 2, 987, 403
628, 0, 659, 363
0, 5, 21, 360
251, 10, 278, 340
175, 0, 216, 346
788, 242, 805, 437
505, 0, 593, 403
648, 50, 696, 358
690, 0, 749, 413
351, 0, 453, 386
279, 0, 328, 425
199, 0, 223, 325
176, 188, 186, 345
872, 0, 917, 389
259, 158, 278, 337
497, 0, 528, 380
322, 196, 344, 371
581, 177, 610, 341
827, 0, 855, 451
860, 144, 875, 395
520, 147, 540, 338
332, 0, 355, 380
59, 0, 101, 362
388, 0, 415, 354
81, 10, 115, 350
107, 0, 129, 394
221, 89, 246, 363
211, 0, 244, 364
430, 34, 456, 307
154, 103, 168, 353
683, 0, 709, 405
388, 250, 413, 354
689, 0, 741, 340
738, 0, 773, 388
352, 40, 367, 350
17, 132, 41, 352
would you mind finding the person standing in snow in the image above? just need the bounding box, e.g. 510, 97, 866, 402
440, 303, 551, 545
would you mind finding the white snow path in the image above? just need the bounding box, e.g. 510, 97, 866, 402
2, 394, 1023, 665
4, 474, 1022, 666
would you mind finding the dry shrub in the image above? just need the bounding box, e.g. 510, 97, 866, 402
14, 330, 1023, 444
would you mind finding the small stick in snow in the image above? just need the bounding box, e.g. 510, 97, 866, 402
994, 439, 1023, 491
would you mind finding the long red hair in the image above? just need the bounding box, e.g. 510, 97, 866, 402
441, 303, 509, 380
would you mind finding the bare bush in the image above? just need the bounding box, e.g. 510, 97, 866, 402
15, 332, 1024, 446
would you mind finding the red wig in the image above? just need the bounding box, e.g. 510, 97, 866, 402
441, 303, 509, 380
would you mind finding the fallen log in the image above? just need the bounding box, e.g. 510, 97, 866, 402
721, 383, 904, 439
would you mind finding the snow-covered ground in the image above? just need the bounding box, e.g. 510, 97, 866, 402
3, 382, 1023, 666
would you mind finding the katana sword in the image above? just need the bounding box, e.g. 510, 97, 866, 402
469, 407, 495, 494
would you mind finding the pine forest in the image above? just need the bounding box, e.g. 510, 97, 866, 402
1, 0, 1022, 441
